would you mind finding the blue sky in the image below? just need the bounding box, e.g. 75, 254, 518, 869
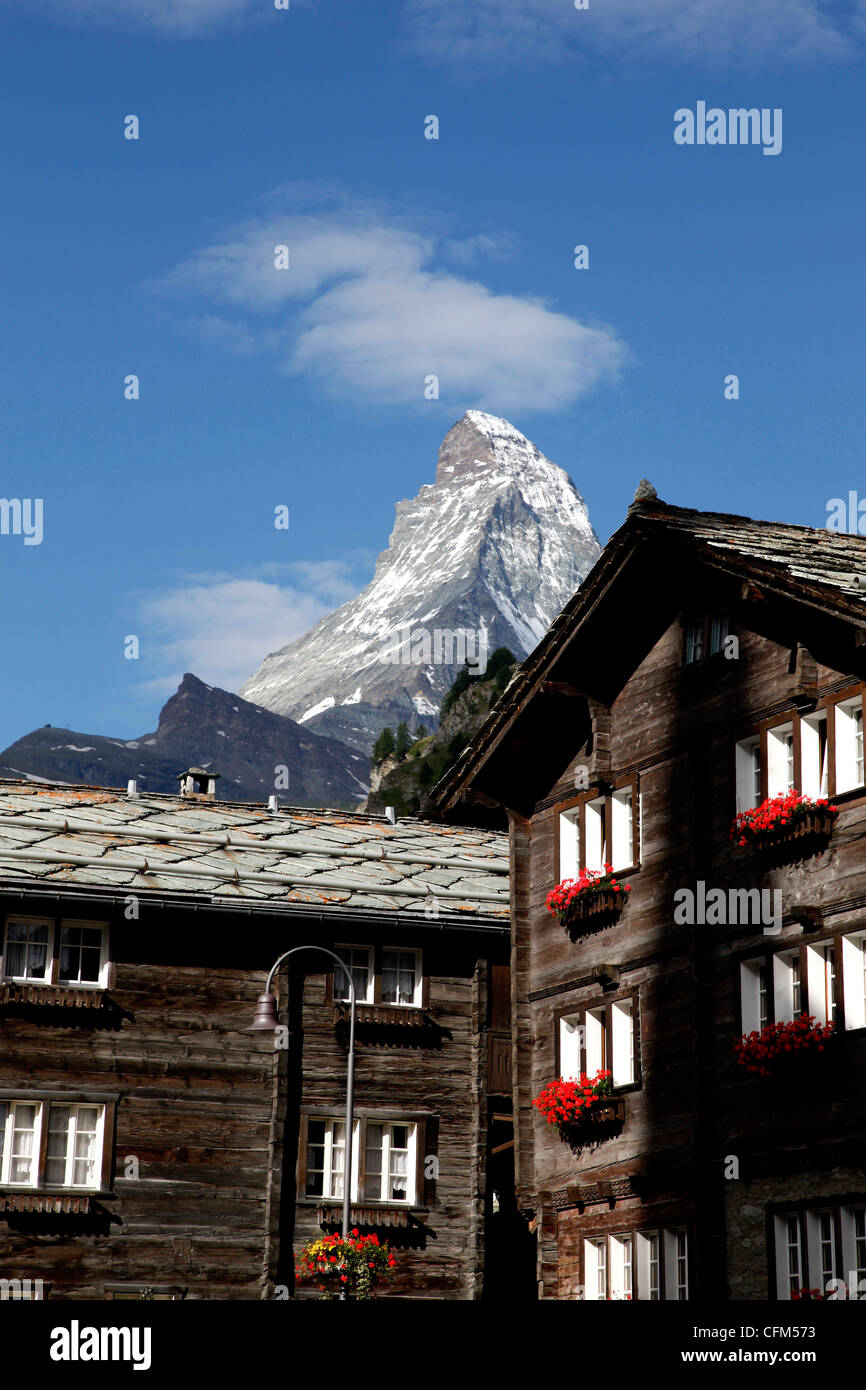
1, 0, 865, 749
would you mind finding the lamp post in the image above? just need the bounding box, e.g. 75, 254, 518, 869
247, 946, 356, 1293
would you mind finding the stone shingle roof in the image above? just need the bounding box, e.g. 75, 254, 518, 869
433, 497, 866, 811
0, 780, 509, 920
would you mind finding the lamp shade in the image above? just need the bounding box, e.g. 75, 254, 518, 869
246, 992, 279, 1031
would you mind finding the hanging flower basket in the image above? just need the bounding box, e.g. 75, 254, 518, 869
547, 867, 631, 936
533, 1070, 623, 1144
734, 1016, 835, 1078
295, 1229, 397, 1300
730, 793, 837, 857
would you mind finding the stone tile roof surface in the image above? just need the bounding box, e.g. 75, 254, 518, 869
0, 780, 509, 920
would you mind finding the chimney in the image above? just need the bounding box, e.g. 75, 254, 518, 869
177, 767, 220, 801
268, 795, 279, 814
385, 806, 397, 825
126, 779, 139, 799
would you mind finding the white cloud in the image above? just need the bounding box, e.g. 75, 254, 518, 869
134, 561, 364, 697
401, 0, 862, 68
157, 194, 627, 413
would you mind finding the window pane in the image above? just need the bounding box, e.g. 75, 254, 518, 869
46, 1106, 71, 1185
10, 1105, 37, 1183
306, 1118, 325, 1197
6, 921, 50, 980
335, 948, 370, 1003
365, 1123, 383, 1200
382, 951, 416, 1005
72, 1108, 99, 1187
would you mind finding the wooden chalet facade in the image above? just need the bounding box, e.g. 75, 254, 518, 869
0, 780, 511, 1299
434, 492, 866, 1301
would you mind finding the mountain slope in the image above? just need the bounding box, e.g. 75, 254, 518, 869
0, 674, 369, 807
241, 410, 600, 748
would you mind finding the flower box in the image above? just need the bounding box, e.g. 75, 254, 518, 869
547, 868, 630, 937
731, 793, 837, 859
735, 1015, 835, 1078
533, 1071, 625, 1146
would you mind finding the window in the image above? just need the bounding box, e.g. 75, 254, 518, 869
836, 696, 865, 794
841, 932, 866, 1032
683, 612, 729, 665
636, 1232, 660, 1301
333, 946, 424, 1010
584, 797, 605, 873
302, 1116, 421, 1206
381, 950, 422, 1007
745, 932, 866, 1033
775, 1204, 866, 1299
735, 738, 761, 812
610, 789, 633, 872
585, 1228, 687, 1300
559, 808, 579, 880
305, 1118, 349, 1200
801, 712, 829, 799
684, 619, 704, 665
45, 1105, 103, 1188
558, 997, 636, 1088
709, 613, 729, 655
741, 959, 769, 1033
364, 1123, 415, 1202
557, 784, 640, 877
767, 722, 795, 798
806, 942, 836, 1025
773, 950, 800, 1025
0, 1100, 109, 1191
333, 946, 373, 1004
2, 918, 108, 988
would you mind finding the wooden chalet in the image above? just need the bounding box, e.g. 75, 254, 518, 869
0, 776, 511, 1299
434, 489, 866, 1301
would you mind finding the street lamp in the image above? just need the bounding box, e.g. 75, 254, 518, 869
247, 946, 357, 1291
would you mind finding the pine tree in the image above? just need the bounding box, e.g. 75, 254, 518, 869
415, 724, 429, 740
372, 727, 395, 763
395, 722, 412, 760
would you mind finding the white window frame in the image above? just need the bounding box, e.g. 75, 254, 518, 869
0, 1101, 43, 1187
610, 789, 634, 872
586, 1228, 686, 1301
57, 921, 109, 988
559, 1013, 583, 1081
584, 798, 605, 873
840, 1206, 866, 1287
805, 1209, 837, 1295
611, 999, 634, 1086
559, 808, 580, 881
767, 722, 795, 799
44, 1103, 105, 1189
380, 947, 423, 1008
772, 950, 801, 1026
363, 1121, 417, 1204
841, 932, 866, 1032
2, 917, 53, 983
800, 711, 829, 800
684, 619, 704, 665
741, 959, 769, 1033
333, 945, 374, 1004
775, 1213, 804, 1300
735, 738, 761, 813
636, 1231, 660, 1301
806, 941, 836, 1025
585, 1007, 606, 1075
304, 1117, 359, 1201
835, 696, 865, 795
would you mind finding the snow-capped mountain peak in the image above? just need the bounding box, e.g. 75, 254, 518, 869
240, 412, 601, 750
